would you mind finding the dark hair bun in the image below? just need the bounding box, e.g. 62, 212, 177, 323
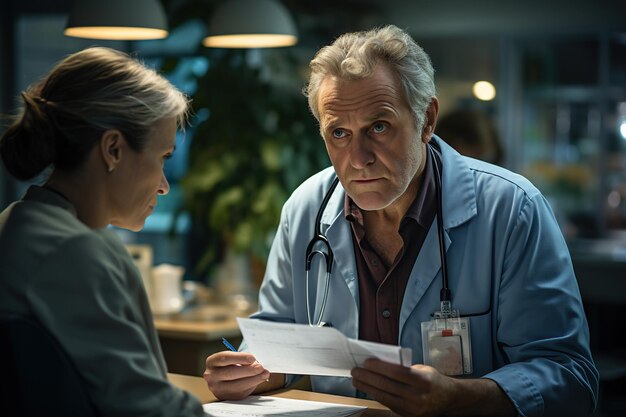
0, 94, 58, 180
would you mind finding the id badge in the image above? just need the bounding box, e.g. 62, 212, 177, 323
421, 316, 472, 376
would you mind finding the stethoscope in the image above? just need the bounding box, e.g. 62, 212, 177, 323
305, 143, 453, 327
305, 175, 340, 327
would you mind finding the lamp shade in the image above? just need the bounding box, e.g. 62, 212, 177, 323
203, 0, 298, 48
64, 0, 168, 40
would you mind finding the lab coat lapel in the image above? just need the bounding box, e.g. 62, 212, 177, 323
399, 218, 451, 333
321, 183, 360, 309
399, 137, 477, 338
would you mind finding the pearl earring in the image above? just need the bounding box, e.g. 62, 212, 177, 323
108, 166, 114, 173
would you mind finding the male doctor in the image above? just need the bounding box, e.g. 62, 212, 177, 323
204, 25, 598, 417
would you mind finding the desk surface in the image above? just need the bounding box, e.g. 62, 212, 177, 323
168, 373, 392, 416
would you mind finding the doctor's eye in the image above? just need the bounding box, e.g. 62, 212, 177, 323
370, 122, 388, 134
332, 128, 348, 139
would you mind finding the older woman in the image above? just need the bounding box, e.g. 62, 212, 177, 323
0, 47, 203, 416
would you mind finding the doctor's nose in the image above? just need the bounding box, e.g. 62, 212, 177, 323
349, 136, 375, 169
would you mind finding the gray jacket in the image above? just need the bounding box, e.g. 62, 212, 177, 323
0, 186, 203, 416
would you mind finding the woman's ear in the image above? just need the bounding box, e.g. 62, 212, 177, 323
100, 129, 124, 173
421, 97, 439, 143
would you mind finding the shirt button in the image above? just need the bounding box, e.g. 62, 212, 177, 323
372, 259, 379, 267
382, 309, 391, 318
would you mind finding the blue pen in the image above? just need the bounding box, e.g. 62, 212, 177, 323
222, 337, 237, 352
223, 338, 267, 380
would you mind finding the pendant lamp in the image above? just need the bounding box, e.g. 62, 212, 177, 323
64, 0, 168, 40
203, 0, 298, 48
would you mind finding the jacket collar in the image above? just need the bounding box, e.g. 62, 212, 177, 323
22, 185, 78, 218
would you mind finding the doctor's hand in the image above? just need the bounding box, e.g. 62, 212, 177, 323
203, 351, 285, 401
350, 359, 516, 417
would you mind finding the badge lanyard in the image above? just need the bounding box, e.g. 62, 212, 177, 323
420, 144, 473, 376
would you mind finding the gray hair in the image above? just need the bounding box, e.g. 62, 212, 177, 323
304, 25, 435, 129
0, 46, 190, 180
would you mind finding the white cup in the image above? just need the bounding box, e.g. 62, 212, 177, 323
126, 244, 154, 300
151, 264, 185, 314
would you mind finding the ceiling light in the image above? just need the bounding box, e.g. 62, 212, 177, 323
203, 0, 298, 48
65, 0, 168, 40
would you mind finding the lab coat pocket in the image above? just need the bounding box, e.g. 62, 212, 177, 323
464, 311, 495, 377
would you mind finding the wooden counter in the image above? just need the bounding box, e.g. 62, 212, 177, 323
154, 307, 242, 376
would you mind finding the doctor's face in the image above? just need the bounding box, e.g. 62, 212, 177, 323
317, 63, 432, 212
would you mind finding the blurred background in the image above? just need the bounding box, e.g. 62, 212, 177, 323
1, 0, 625, 414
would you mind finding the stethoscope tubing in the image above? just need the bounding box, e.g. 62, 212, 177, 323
304, 176, 340, 326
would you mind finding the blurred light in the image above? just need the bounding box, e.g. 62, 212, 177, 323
472, 81, 496, 101
65, 0, 168, 40
619, 103, 626, 140
203, 0, 297, 48
65, 27, 168, 40
608, 190, 621, 208
203, 34, 297, 48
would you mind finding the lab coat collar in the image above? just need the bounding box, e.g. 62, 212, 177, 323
432, 135, 477, 229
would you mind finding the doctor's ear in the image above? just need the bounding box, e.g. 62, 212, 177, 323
100, 129, 125, 173
421, 97, 439, 143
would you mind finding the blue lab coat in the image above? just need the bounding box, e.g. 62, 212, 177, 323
251, 137, 598, 416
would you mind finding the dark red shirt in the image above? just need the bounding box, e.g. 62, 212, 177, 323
345, 150, 437, 345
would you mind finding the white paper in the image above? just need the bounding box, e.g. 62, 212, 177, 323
202, 395, 365, 417
237, 318, 412, 377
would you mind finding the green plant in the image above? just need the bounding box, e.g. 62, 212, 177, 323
180, 49, 329, 281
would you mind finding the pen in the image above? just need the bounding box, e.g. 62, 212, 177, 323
222, 338, 268, 381
222, 337, 237, 352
